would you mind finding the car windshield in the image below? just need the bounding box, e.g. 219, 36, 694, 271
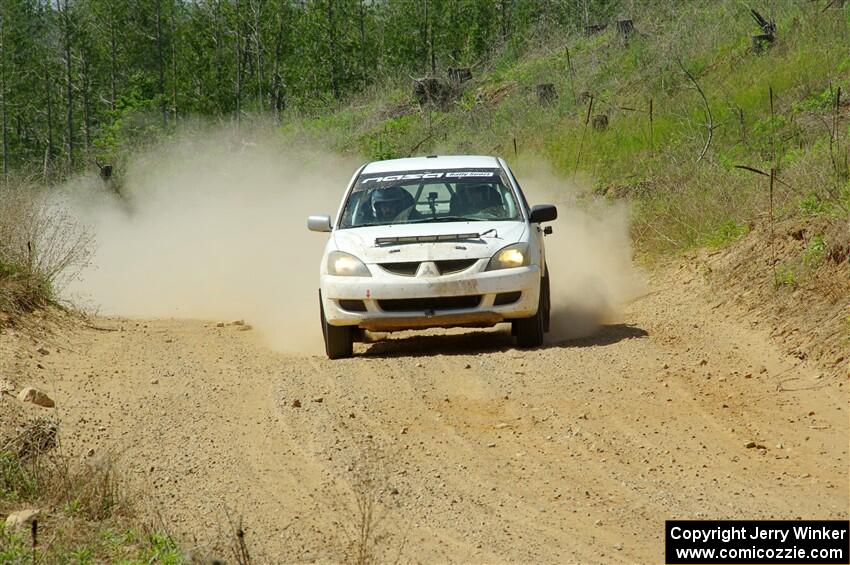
338, 168, 521, 228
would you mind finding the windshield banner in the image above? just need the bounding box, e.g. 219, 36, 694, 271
356, 168, 500, 189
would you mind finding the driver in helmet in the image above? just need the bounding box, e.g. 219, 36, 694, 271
371, 186, 413, 222
459, 183, 503, 216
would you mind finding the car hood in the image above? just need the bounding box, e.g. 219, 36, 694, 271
332, 221, 527, 263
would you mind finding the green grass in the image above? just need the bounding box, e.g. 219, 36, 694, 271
700, 220, 750, 249
127, 533, 184, 565
0, 524, 184, 565
0, 525, 29, 565
0, 451, 38, 502
803, 234, 828, 270
0, 447, 185, 564
774, 264, 798, 289
799, 185, 850, 219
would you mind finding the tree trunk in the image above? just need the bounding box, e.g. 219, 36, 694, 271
213, 0, 223, 110
499, 0, 510, 42
155, 0, 166, 126
253, 0, 264, 110
0, 14, 8, 180
109, 10, 116, 111
235, 0, 242, 124
327, 0, 339, 100
61, 0, 73, 170
272, 0, 286, 120
45, 66, 53, 167
428, 0, 435, 74
82, 52, 91, 153
358, 0, 366, 88
170, 6, 178, 121
422, 0, 430, 73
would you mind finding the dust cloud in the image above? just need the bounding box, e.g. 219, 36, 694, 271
60, 132, 642, 353
61, 125, 358, 354
513, 160, 646, 342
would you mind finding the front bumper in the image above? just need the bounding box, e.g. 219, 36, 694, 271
321, 262, 540, 331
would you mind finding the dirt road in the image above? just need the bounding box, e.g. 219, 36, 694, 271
10, 263, 848, 563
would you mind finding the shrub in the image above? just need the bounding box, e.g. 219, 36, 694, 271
0, 180, 92, 320
803, 234, 828, 269
773, 265, 798, 288
0, 428, 179, 563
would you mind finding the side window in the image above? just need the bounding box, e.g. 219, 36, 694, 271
341, 191, 365, 226
497, 184, 517, 217
503, 167, 530, 215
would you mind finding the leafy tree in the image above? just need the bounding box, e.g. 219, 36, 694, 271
0, 0, 621, 179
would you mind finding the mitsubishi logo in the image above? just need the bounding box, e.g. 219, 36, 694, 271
417, 262, 439, 278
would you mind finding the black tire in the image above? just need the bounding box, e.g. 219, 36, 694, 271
513, 277, 547, 348
319, 291, 353, 359
542, 266, 551, 333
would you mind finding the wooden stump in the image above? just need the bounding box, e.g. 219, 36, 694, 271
448, 67, 472, 84
96, 161, 113, 181
752, 34, 775, 53
750, 8, 776, 53
592, 114, 609, 131
617, 19, 634, 38
537, 83, 557, 105
584, 23, 607, 36
413, 77, 452, 107
750, 9, 776, 36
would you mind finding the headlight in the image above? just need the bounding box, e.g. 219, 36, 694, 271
486, 243, 530, 271
327, 251, 371, 277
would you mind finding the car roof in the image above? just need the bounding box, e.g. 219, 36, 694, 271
361, 155, 501, 174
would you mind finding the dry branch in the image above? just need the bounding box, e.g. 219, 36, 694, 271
678, 60, 714, 162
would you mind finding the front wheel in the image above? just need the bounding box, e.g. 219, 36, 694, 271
513, 277, 548, 348
542, 266, 551, 333
319, 291, 353, 359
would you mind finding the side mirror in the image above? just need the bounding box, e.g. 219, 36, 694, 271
529, 204, 557, 223
307, 215, 332, 232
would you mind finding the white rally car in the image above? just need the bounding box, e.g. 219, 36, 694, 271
308, 155, 557, 359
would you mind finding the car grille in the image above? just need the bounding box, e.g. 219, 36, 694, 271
378, 262, 420, 276
377, 259, 478, 277
435, 259, 477, 274
378, 295, 482, 312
